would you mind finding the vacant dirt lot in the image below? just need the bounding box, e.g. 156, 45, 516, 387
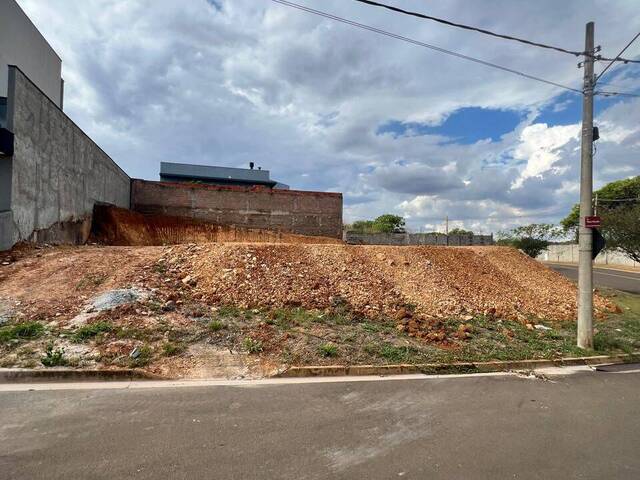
0, 243, 623, 378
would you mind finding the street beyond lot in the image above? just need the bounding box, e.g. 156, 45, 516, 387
1, 368, 640, 479
548, 263, 640, 294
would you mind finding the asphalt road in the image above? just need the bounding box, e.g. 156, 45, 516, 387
2, 369, 640, 479
548, 264, 640, 294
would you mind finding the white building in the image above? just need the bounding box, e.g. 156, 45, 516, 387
0, 0, 63, 116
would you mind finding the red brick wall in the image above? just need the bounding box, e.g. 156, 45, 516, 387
130, 180, 343, 239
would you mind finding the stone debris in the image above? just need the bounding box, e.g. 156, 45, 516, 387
86, 288, 149, 313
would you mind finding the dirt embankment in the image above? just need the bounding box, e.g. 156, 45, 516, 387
91, 205, 342, 246
0, 243, 620, 377
160, 243, 612, 322
0, 243, 613, 325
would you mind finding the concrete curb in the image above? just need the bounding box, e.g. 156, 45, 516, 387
0, 368, 159, 383
274, 353, 640, 378
1, 353, 638, 383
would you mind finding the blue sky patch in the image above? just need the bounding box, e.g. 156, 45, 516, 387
377, 107, 526, 144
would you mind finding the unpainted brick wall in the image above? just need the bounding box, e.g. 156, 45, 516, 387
130, 180, 343, 239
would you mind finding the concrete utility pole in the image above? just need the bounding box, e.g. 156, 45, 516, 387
445, 215, 449, 245
577, 21, 595, 349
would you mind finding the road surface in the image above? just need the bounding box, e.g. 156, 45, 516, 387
548, 263, 640, 294
2, 368, 640, 479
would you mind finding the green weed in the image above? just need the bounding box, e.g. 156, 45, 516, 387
208, 320, 226, 332
73, 321, 112, 342
0, 322, 44, 342
129, 345, 153, 368
243, 337, 263, 354
162, 342, 186, 356
41, 343, 67, 367
318, 342, 338, 357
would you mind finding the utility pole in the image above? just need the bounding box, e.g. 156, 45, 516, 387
577, 21, 595, 349
445, 215, 449, 245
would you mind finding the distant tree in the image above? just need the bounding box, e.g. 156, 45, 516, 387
372, 214, 406, 233
349, 220, 376, 234
497, 223, 561, 258
348, 214, 406, 234
600, 204, 640, 263
449, 228, 474, 236
561, 176, 640, 238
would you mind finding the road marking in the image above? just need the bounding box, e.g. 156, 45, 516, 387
0, 367, 604, 392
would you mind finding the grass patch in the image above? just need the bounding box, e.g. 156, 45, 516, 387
268, 308, 318, 328
129, 345, 152, 368
73, 321, 112, 342
318, 342, 338, 357
116, 326, 150, 341
243, 337, 263, 354
0, 322, 44, 343
218, 305, 242, 317
162, 342, 186, 357
41, 343, 67, 367
208, 319, 226, 332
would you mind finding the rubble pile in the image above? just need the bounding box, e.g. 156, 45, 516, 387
160, 244, 614, 323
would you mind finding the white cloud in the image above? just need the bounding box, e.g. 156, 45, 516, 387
511, 123, 580, 188
15, 0, 640, 233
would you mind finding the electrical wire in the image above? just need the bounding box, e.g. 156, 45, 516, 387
352, 0, 583, 57
271, 0, 582, 94
595, 90, 640, 98
596, 31, 640, 81
352, 0, 640, 65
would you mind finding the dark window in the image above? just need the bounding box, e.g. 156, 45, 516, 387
0, 97, 6, 129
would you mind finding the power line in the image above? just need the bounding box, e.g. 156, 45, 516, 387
596, 55, 640, 64
271, 0, 582, 94
596, 31, 640, 81
353, 0, 640, 65
352, 0, 583, 57
595, 90, 640, 98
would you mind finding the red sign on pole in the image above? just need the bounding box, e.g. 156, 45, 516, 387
585, 216, 601, 228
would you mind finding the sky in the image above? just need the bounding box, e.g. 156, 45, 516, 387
17, 0, 640, 234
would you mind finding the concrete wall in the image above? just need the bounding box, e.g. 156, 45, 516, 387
131, 180, 343, 239
344, 232, 494, 246
538, 244, 638, 268
0, 66, 130, 250
0, 0, 63, 107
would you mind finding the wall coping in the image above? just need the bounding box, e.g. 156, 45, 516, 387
132, 178, 343, 198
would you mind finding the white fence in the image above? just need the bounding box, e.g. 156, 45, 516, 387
537, 244, 638, 267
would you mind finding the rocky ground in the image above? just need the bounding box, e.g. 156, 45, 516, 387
0, 243, 634, 379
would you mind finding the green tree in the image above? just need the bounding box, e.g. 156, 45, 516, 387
561, 176, 640, 238
348, 214, 406, 234
349, 220, 376, 233
496, 223, 561, 258
600, 204, 640, 263
372, 214, 406, 233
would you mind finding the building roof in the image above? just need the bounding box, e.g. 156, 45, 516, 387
160, 162, 277, 187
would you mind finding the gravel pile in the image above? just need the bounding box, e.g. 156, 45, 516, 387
160, 244, 613, 322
